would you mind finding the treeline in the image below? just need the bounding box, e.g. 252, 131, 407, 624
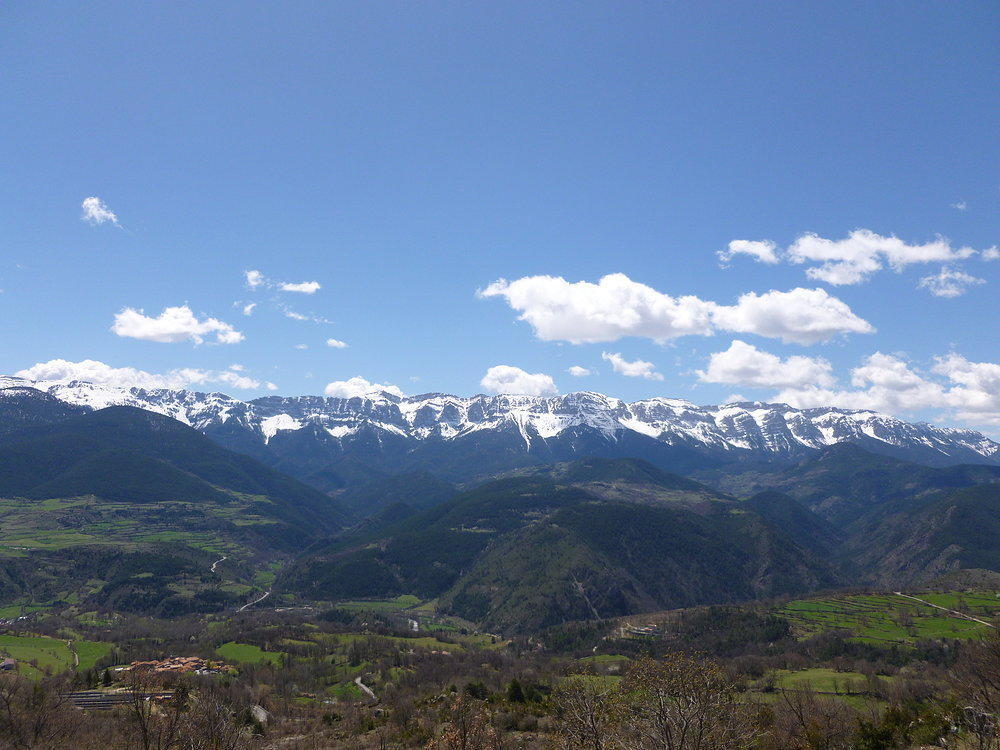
1, 627, 997, 748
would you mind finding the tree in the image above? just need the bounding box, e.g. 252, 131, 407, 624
619, 655, 759, 750
180, 695, 256, 750
506, 679, 525, 703
118, 670, 189, 750
768, 689, 856, 750
426, 694, 504, 750
950, 627, 1000, 750
552, 675, 625, 750
0, 673, 76, 749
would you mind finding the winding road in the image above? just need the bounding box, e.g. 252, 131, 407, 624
210, 556, 228, 573
354, 675, 378, 703
237, 589, 271, 613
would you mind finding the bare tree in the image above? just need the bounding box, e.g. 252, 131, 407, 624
0, 673, 76, 749
950, 627, 1000, 750
180, 694, 257, 750
552, 675, 625, 750
768, 689, 856, 750
426, 694, 505, 750
619, 655, 758, 750
117, 670, 189, 750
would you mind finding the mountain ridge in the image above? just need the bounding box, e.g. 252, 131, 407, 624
2, 377, 997, 490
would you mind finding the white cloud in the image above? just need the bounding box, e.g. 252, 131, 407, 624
112, 305, 244, 345
242, 302, 257, 316
481, 273, 871, 346
326, 338, 348, 348
710, 287, 874, 345
917, 267, 985, 298
601, 352, 664, 381
697, 340, 835, 389
567, 365, 592, 377
279, 305, 332, 324
932, 354, 1000, 424
981, 246, 999, 261
951, 201, 967, 211
81, 197, 119, 226
294, 344, 308, 350
480, 274, 715, 344
15, 359, 270, 391
786, 230, 976, 285
279, 281, 321, 294
245, 270, 321, 294
776, 352, 1000, 426
211, 370, 271, 390
723, 394, 748, 404
480, 365, 558, 396
324, 376, 404, 399
717, 239, 780, 265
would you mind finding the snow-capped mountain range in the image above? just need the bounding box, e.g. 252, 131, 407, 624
2, 376, 998, 486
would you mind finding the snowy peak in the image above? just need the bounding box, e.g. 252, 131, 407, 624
2, 376, 997, 465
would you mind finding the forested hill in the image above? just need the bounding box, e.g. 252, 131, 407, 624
279, 458, 842, 632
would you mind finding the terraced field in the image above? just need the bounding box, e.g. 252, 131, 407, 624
0, 496, 273, 558
779, 591, 1000, 644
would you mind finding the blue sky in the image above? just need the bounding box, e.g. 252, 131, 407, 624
2, 2, 998, 432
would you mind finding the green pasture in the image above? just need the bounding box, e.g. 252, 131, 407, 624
331, 594, 422, 612
0, 634, 74, 678
215, 641, 285, 666
73, 640, 114, 671
772, 668, 886, 694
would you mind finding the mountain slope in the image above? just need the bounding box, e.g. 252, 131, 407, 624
0, 406, 349, 532
335, 471, 457, 520
443, 499, 840, 633
846, 484, 1000, 585
0, 406, 350, 617
706, 444, 1000, 586
743, 491, 844, 558
0, 386, 85, 437
706, 443, 1000, 528
279, 458, 842, 632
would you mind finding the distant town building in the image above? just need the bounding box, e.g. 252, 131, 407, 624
123, 656, 231, 675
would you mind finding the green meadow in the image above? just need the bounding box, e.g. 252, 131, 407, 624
215, 641, 285, 666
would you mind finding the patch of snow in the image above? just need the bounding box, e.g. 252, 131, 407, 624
260, 414, 303, 442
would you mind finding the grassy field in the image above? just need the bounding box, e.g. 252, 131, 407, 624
0, 634, 74, 678
0, 633, 110, 678
321, 632, 464, 652
772, 668, 884, 694
327, 680, 363, 700
332, 595, 422, 612
73, 640, 114, 671
0, 602, 52, 618
577, 654, 630, 669
778, 591, 999, 644
215, 641, 285, 665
